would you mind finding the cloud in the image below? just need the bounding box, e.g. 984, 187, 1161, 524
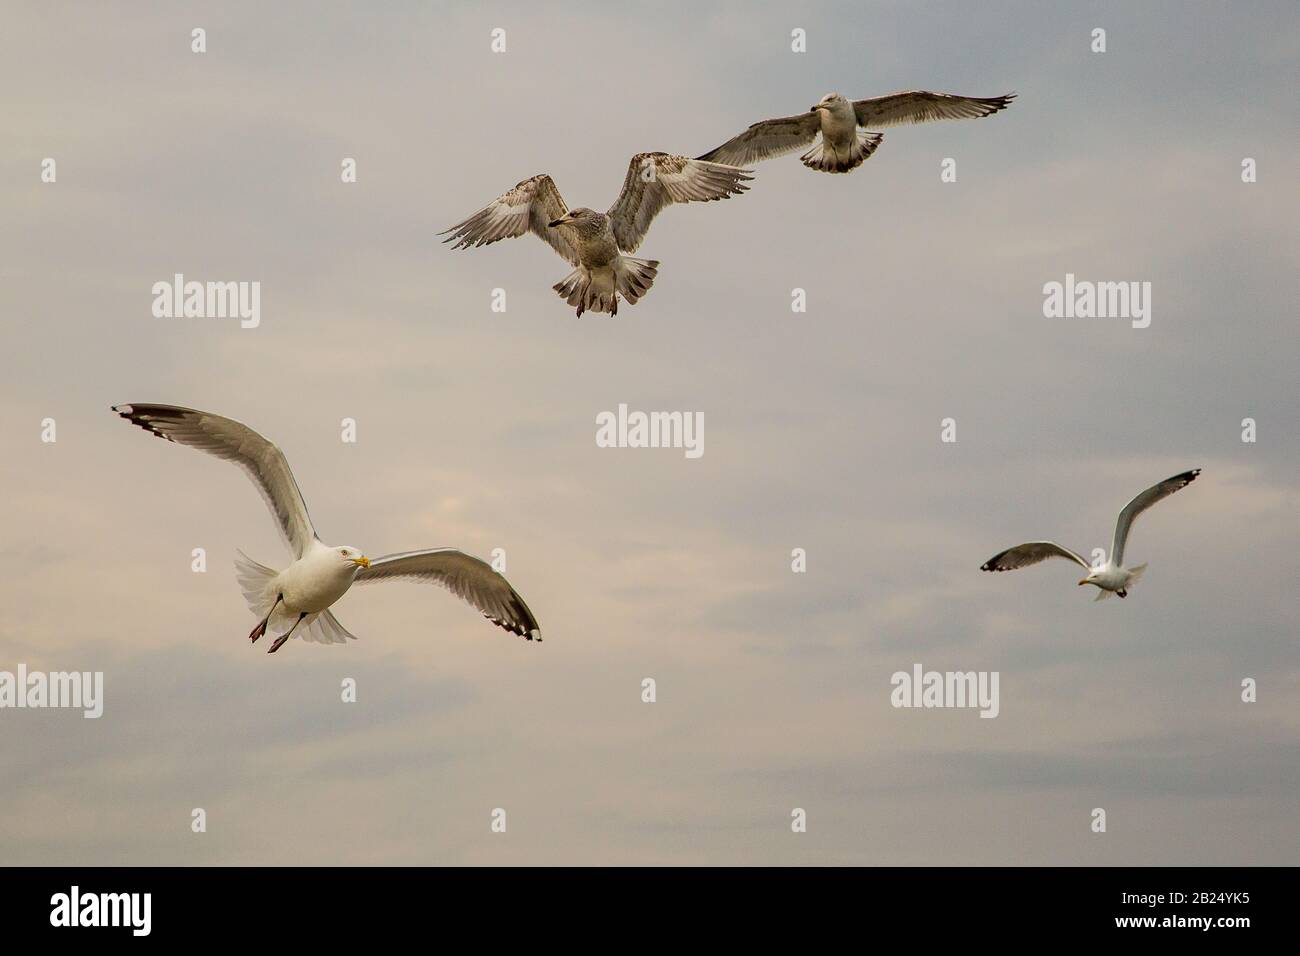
1, 0, 1296, 864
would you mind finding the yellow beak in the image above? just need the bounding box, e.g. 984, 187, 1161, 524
353, 556, 371, 569
1078, 579, 1088, 586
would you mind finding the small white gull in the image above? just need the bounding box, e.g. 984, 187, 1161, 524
981, 469, 1200, 600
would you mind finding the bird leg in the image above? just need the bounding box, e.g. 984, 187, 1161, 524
268, 612, 307, 654
248, 594, 283, 644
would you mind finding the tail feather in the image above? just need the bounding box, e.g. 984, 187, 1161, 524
615, 256, 658, 304
302, 609, 358, 645
1127, 563, 1147, 585
1094, 588, 1113, 602
553, 266, 613, 317
800, 130, 883, 174
234, 550, 279, 617
554, 258, 658, 317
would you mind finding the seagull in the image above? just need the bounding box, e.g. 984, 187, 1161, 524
439, 152, 752, 316
980, 469, 1201, 600
698, 90, 1015, 174
112, 404, 541, 652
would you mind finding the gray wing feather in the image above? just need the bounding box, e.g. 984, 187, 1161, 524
1111, 469, 1200, 565
981, 541, 1091, 573
853, 91, 1015, 128
439, 174, 579, 265
607, 152, 752, 253
696, 111, 821, 167
355, 548, 541, 640
113, 403, 318, 558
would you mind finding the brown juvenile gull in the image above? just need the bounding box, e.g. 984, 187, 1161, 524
699, 90, 1015, 174
439, 153, 752, 316
112, 404, 541, 652
981, 469, 1200, 601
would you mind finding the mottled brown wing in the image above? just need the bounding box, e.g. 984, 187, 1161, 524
607, 153, 752, 253
696, 111, 821, 167
439, 174, 579, 265
853, 91, 1015, 128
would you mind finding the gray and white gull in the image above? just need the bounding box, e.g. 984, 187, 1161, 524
981, 469, 1200, 600
113, 404, 541, 652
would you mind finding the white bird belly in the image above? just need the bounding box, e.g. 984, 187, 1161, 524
277, 559, 354, 613
820, 108, 858, 149
1094, 567, 1130, 591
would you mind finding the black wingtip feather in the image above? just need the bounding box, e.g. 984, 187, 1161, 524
113, 403, 183, 442
980, 93, 1017, 115
980, 548, 1011, 571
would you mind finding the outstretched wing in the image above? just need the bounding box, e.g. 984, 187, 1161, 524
981, 541, 1091, 573
1111, 469, 1200, 565
853, 91, 1015, 128
438, 174, 578, 265
696, 111, 822, 167
607, 152, 752, 253
354, 549, 541, 641
113, 403, 318, 558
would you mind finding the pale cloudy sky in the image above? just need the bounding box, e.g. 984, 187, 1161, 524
1, 1, 1297, 865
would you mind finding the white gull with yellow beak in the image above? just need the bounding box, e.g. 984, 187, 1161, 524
981, 469, 1200, 600
113, 404, 541, 652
